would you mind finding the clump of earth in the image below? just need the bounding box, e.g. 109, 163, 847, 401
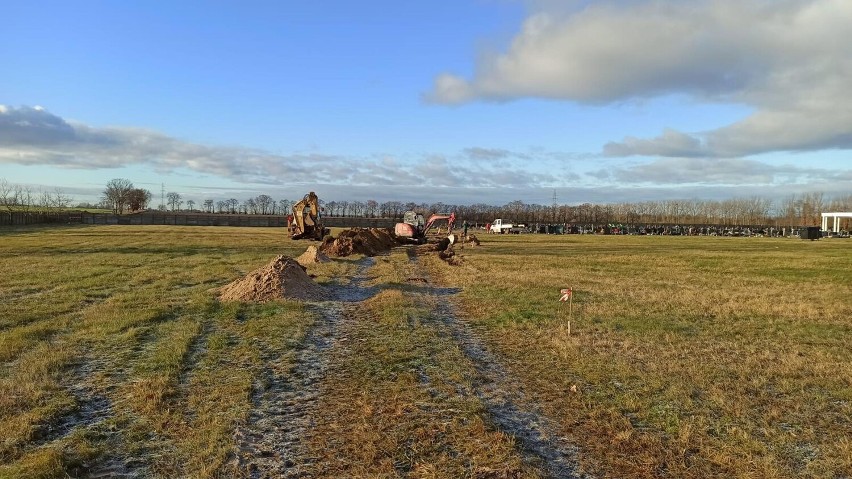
219, 255, 328, 302
296, 245, 331, 266
319, 228, 401, 257
413, 236, 465, 266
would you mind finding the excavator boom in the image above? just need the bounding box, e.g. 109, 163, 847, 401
289, 192, 328, 240
424, 212, 456, 234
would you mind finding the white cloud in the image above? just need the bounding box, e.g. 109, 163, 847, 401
0, 105, 554, 192
3, 105, 848, 204
607, 157, 846, 186
429, 0, 852, 157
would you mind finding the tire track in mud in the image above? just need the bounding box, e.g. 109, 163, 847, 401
230, 257, 378, 478
408, 248, 588, 479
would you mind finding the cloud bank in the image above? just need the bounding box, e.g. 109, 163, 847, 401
428, 0, 852, 158
2, 105, 849, 204
0, 105, 553, 190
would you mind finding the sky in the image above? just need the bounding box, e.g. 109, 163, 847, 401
2, 0, 851, 207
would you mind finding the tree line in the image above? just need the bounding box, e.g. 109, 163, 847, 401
0, 178, 74, 214
1, 177, 849, 229
82, 178, 852, 229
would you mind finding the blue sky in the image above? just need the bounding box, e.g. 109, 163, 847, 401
2, 0, 850, 206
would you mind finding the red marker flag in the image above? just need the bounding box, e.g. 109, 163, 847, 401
559, 288, 572, 302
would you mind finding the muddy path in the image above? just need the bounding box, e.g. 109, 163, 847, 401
230, 257, 378, 478
408, 248, 588, 479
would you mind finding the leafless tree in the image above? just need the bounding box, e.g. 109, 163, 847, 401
103, 178, 134, 214
128, 188, 152, 211
0, 178, 18, 213
366, 200, 378, 217
325, 201, 338, 216
255, 194, 272, 214
166, 192, 183, 211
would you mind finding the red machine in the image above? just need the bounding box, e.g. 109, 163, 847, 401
395, 211, 456, 244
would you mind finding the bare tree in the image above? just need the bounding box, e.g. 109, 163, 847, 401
186, 199, 196, 212
255, 194, 272, 214
326, 201, 338, 216
166, 192, 183, 211
1, 178, 17, 213
366, 200, 378, 217
103, 178, 134, 214
31, 187, 72, 214
203, 199, 214, 213
128, 188, 152, 211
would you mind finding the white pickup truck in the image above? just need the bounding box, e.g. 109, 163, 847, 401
488, 218, 526, 234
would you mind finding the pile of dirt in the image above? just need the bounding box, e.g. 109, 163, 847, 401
439, 247, 465, 266
296, 245, 331, 266
219, 255, 328, 302
319, 228, 401, 257
465, 234, 481, 246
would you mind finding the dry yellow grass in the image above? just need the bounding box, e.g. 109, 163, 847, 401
307, 277, 538, 477
426, 234, 852, 478
0, 225, 314, 477
2, 226, 849, 478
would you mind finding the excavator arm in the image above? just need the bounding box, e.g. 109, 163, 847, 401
289, 192, 326, 240
423, 212, 456, 234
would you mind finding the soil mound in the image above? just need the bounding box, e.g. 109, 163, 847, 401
219, 255, 328, 302
439, 247, 465, 266
319, 228, 400, 257
296, 245, 331, 266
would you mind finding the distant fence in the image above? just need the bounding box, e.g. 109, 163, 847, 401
0, 211, 396, 228
0, 211, 76, 226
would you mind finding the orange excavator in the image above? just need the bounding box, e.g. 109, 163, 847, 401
288, 191, 329, 240
395, 210, 456, 244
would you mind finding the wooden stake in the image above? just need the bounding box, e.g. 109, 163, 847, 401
568, 288, 574, 335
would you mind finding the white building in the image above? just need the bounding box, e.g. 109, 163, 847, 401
821, 212, 852, 232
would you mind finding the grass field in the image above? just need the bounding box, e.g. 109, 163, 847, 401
1, 225, 849, 478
